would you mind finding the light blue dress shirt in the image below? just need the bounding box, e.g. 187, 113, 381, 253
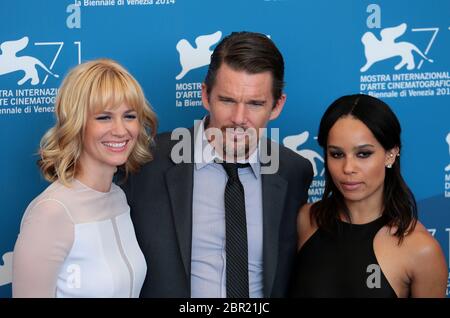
190, 118, 263, 298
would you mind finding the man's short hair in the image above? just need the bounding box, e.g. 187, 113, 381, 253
204, 31, 285, 103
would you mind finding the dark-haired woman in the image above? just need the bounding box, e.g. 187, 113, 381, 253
290, 94, 447, 298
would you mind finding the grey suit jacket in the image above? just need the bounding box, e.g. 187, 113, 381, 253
120, 127, 313, 298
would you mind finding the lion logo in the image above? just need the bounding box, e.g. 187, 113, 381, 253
0, 36, 59, 85
175, 31, 222, 80
283, 131, 324, 177
360, 23, 433, 72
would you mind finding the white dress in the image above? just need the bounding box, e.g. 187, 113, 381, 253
12, 180, 147, 298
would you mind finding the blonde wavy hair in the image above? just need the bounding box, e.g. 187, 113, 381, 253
39, 58, 157, 185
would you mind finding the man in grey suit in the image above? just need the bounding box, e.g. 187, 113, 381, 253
121, 32, 313, 298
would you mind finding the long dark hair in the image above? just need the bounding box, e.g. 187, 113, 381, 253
311, 94, 417, 242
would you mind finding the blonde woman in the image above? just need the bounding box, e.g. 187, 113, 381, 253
12, 59, 157, 297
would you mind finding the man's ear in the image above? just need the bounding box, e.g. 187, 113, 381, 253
269, 93, 286, 121
201, 83, 210, 112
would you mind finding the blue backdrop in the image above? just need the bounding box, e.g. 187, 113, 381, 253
1, 0, 449, 297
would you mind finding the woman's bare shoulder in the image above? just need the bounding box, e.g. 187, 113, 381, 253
400, 221, 448, 297
402, 221, 444, 258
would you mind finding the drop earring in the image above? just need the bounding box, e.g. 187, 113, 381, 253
386, 153, 395, 168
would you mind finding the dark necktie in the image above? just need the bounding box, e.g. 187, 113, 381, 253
221, 162, 250, 298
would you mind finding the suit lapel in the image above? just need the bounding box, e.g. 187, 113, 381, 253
165, 126, 196, 285
166, 163, 194, 279
261, 151, 288, 297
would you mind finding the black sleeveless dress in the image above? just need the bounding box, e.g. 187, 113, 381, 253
289, 215, 398, 298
